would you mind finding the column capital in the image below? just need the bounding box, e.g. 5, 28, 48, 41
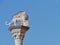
9, 25, 29, 31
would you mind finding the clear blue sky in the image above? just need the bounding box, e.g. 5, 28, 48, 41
0, 0, 60, 45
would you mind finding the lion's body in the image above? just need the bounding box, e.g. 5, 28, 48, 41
8, 11, 28, 26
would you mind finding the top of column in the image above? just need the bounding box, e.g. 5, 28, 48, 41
9, 25, 29, 31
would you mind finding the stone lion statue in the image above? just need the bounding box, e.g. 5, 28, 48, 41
6, 11, 29, 27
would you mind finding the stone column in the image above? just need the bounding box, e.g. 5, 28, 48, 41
9, 26, 29, 45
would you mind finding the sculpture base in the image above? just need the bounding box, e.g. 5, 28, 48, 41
9, 25, 29, 31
